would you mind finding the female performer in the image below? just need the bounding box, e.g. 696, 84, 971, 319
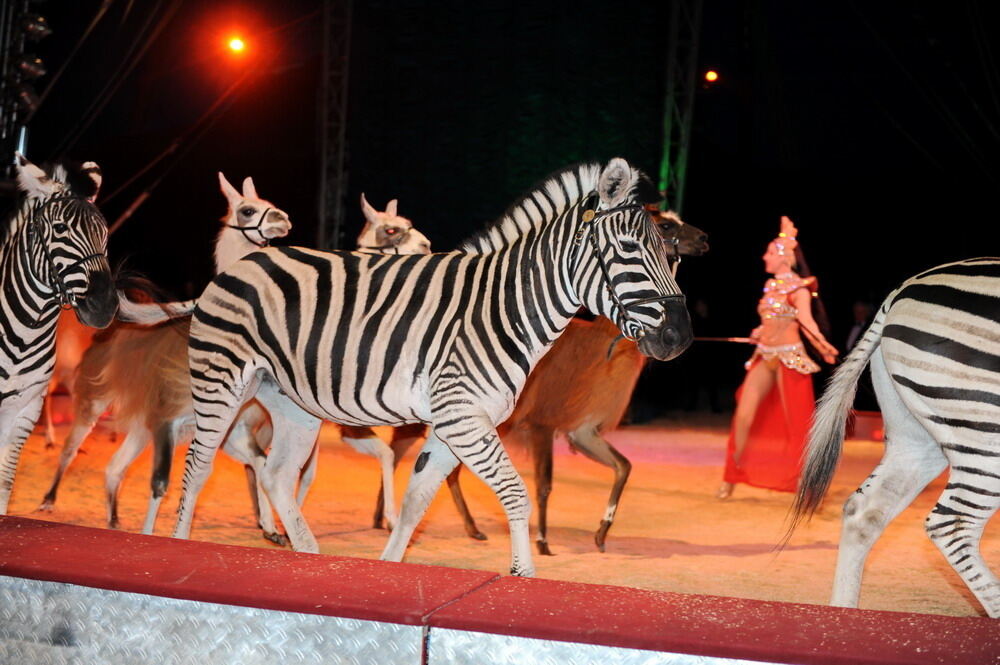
717, 216, 838, 499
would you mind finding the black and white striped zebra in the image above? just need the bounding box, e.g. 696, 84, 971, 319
174, 158, 692, 576
0, 156, 117, 514
792, 257, 1000, 617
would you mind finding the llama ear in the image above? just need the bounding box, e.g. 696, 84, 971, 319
218, 172, 241, 204
597, 157, 636, 208
81, 161, 102, 202
385, 199, 398, 217
241, 176, 258, 200
15, 153, 56, 197
360, 193, 379, 223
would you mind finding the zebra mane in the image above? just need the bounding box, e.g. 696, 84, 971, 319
459, 163, 603, 254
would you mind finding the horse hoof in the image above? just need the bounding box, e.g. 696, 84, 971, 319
468, 530, 487, 541
536, 540, 553, 556
263, 531, 289, 547
595, 520, 612, 552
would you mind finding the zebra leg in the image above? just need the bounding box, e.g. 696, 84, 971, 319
925, 465, 1000, 617
141, 422, 176, 535
831, 352, 946, 608
385, 420, 534, 577
105, 426, 151, 529
567, 425, 632, 553
343, 429, 398, 531
380, 432, 460, 563
0, 385, 48, 514
222, 406, 286, 546
445, 466, 487, 541
295, 439, 319, 507
373, 425, 423, 530
39, 395, 109, 511
254, 383, 323, 553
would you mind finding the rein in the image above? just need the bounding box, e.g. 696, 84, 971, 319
573, 201, 685, 343
26, 195, 106, 313
225, 207, 273, 248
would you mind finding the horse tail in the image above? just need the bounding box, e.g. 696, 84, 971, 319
786, 290, 893, 535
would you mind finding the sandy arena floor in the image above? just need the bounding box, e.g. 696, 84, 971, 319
7, 411, 996, 618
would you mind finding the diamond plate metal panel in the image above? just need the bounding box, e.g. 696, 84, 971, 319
427, 627, 780, 665
0, 575, 422, 665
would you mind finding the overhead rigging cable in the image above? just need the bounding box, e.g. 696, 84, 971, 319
24, 0, 115, 125
849, 2, 994, 181
52, 0, 183, 159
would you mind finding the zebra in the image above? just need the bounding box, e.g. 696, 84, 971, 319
173, 158, 692, 576
0, 155, 118, 514
791, 257, 1000, 617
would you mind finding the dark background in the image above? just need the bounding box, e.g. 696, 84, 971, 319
12, 0, 1000, 415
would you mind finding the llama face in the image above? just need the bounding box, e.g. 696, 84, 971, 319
218, 173, 292, 245
357, 194, 431, 255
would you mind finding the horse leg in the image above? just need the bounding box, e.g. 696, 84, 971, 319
342, 426, 398, 531
254, 382, 322, 553
105, 426, 151, 529
39, 395, 108, 511
567, 424, 632, 552
445, 466, 487, 541
925, 463, 1000, 617
141, 421, 177, 535
521, 424, 555, 555
0, 384, 48, 514
42, 389, 56, 450
831, 352, 946, 608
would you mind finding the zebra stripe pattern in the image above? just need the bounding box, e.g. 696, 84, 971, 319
0, 157, 117, 514
793, 257, 1000, 616
174, 159, 692, 576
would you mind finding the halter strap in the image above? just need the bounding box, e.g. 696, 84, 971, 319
225, 207, 272, 248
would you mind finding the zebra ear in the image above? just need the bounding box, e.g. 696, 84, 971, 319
14, 153, 56, 197
597, 158, 637, 208
218, 172, 241, 205
241, 176, 258, 200
385, 199, 398, 217
360, 193, 379, 223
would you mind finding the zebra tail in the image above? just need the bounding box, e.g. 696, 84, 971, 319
115, 292, 196, 324
784, 293, 892, 538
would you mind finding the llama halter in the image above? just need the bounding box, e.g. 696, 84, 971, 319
573, 201, 685, 342
358, 226, 413, 254
225, 207, 273, 247
27, 195, 106, 311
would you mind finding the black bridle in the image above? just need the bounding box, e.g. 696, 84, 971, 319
572, 201, 686, 342
26, 195, 107, 310
225, 207, 273, 248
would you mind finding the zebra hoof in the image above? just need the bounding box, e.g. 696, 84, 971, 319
263, 531, 289, 547
509, 564, 535, 577
536, 540, 553, 556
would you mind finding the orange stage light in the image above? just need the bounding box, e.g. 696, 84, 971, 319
704, 70, 719, 83
228, 37, 246, 53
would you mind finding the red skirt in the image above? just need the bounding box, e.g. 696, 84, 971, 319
723, 361, 815, 492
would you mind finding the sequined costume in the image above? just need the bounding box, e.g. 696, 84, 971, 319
745, 272, 820, 374
724, 271, 819, 493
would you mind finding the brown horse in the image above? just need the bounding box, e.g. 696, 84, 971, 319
374, 211, 708, 554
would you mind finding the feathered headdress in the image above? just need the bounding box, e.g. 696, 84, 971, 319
772, 215, 798, 256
